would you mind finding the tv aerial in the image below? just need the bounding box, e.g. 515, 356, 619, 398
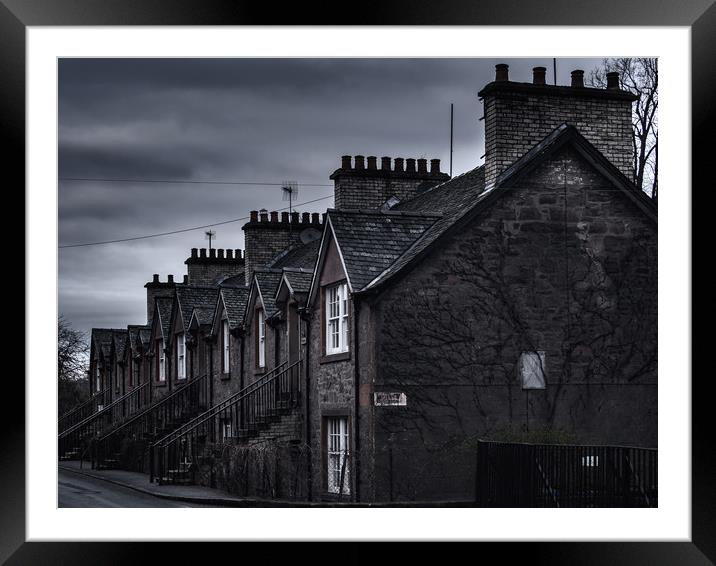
281, 181, 298, 215
204, 229, 216, 251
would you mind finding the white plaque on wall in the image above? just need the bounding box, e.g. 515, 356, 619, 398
374, 392, 407, 406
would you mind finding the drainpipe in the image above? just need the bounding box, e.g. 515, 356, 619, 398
302, 307, 312, 502
353, 296, 361, 503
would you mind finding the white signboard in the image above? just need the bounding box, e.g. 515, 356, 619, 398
374, 392, 407, 407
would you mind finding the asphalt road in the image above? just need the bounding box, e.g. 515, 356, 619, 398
58, 469, 216, 508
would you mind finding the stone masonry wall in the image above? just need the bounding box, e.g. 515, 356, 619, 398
370, 145, 657, 501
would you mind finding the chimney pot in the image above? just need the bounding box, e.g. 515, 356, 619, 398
322, 212, 327, 223
260, 210, 269, 222
354, 155, 365, 170
226, 249, 233, 259
381, 156, 391, 170
417, 158, 428, 173
606, 71, 620, 89
191, 248, 198, 258
430, 158, 441, 174
217, 249, 225, 259
495, 63, 509, 82
533, 66, 546, 85
250, 210, 258, 222
302, 212, 310, 224
394, 157, 404, 172
183, 275, 188, 284
311, 212, 320, 224
270, 211, 278, 222
571, 69, 585, 88
235, 249, 242, 259
406, 158, 416, 173
200, 248, 207, 258
341, 155, 352, 169
366, 156, 377, 170
152, 274, 159, 283
167, 274, 174, 283
281, 211, 289, 223
209, 249, 216, 258
291, 211, 300, 224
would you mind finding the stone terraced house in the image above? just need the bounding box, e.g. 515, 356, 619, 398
62, 65, 657, 504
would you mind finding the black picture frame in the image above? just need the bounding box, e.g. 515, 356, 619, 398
6, 1, 712, 563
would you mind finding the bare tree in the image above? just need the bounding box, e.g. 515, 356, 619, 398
58, 315, 89, 415
588, 58, 658, 201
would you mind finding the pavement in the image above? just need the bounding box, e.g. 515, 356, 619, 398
58, 460, 475, 507
58, 468, 219, 507
58, 460, 265, 507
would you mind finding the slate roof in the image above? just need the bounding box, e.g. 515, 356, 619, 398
190, 306, 216, 327
254, 269, 283, 317
270, 238, 321, 270
174, 286, 219, 332
364, 124, 657, 293
138, 327, 151, 348
127, 324, 148, 355
282, 269, 314, 295
112, 329, 127, 360
91, 328, 122, 359
327, 209, 441, 291
363, 165, 487, 290
217, 274, 246, 288
155, 297, 174, 340
219, 286, 250, 330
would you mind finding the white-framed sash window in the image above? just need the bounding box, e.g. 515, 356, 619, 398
222, 319, 230, 374
177, 333, 186, 379
325, 282, 349, 355
326, 416, 350, 494
158, 339, 166, 382
257, 309, 266, 368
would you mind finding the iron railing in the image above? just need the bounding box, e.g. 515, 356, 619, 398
58, 387, 111, 434
151, 360, 301, 485
475, 440, 657, 507
58, 381, 149, 461
92, 373, 209, 471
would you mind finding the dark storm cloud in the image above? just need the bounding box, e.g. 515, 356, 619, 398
58, 57, 603, 338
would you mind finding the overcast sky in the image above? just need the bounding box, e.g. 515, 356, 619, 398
59, 57, 604, 338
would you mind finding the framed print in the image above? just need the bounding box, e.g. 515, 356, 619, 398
5, 0, 713, 563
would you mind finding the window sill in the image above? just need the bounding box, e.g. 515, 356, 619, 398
154, 381, 167, 387
320, 351, 351, 364
220, 373, 231, 381
254, 367, 267, 376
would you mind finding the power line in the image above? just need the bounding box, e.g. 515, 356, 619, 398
59, 194, 335, 249
59, 177, 333, 187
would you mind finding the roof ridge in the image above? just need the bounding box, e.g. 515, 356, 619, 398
328, 208, 442, 218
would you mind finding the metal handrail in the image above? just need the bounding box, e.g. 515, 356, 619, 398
58, 381, 149, 440
58, 387, 110, 423
151, 360, 301, 483
154, 361, 289, 449
95, 373, 210, 443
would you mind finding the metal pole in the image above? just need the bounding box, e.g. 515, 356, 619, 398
553, 58, 557, 85
449, 103, 454, 177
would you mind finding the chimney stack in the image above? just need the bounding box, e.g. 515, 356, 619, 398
330, 153, 450, 210
606, 72, 620, 90
185, 246, 245, 286
571, 69, 585, 88
478, 66, 638, 188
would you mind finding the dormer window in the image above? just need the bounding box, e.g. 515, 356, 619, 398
325, 282, 349, 355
